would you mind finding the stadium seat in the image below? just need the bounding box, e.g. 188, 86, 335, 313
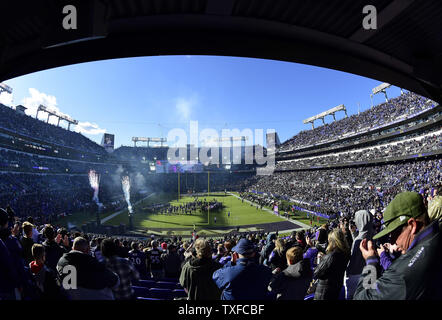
136, 280, 156, 288
132, 286, 151, 298
160, 277, 179, 283
137, 297, 162, 300
155, 281, 179, 290
149, 288, 173, 300
304, 293, 315, 300
172, 289, 187, 299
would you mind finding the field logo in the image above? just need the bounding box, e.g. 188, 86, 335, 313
167, 121, 275, 175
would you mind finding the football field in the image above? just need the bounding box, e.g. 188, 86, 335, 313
103, 192, 286, 232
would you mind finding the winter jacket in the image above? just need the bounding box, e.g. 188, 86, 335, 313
268, 259, 312, 300
314, 250, 349, 300
179, 257, 222, 300
161, 251, 182, 278
213, 258, 273, 300
354, 221, 442, 300
268, 249, 287, 271
0, 238, 19, 297
303, 246, 318, 273
346, 210, 374, 276
42, 240, 67, 272
57, 250, 119, 300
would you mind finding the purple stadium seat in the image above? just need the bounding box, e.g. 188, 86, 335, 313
172, 289, 187, 298
304, 293, 315, 300
136, 280, 156, 288
132, 286, 151, 298
149, 288, 173, 299
155, 281, 178, 290
137, 297, 162, 300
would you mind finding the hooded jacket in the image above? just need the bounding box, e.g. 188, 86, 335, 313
57, 250, 119, 300
346, 210, 374, 276
268, 259, 312, 300
179, 257, 222, 300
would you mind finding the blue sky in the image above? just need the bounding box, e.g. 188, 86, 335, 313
0, 55, 403, 148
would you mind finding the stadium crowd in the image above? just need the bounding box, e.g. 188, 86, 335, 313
279, 92, 435, 151
0, 104, 105, 154
277, 130, 441, 170
247, 159, 441, 217
1, 185, 441, 300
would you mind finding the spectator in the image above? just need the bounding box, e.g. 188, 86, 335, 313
161, 244, 181, 279
42, 225, 68, 272
213, 238, 272, 300
344, 210, 374, 300
354, 192, 442, 299
146, 240, 164, 279
29, 244, 63, 300
428, 189, 442, 223
128, 242, 148, 279
21, 221, 35, 264
57, 237, 119, 300
0, 208, 20, 300
179, 239, 222, 300
268, 246, 312, 300
101, 239, 140, 300
268, 239, 287, 273
303, 235, 319, 273
260, 233, 276, 265
314, 229, 350, 300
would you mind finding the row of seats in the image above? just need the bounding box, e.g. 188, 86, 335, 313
133, 286, 187, 300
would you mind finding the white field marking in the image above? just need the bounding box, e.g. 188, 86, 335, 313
227, 192, 311, 230
101, 193, 156, 224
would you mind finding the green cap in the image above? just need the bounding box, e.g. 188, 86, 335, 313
373, 192, 426, 240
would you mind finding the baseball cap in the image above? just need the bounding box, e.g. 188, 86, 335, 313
373, 192, 426, 240
232, 238, 255, 255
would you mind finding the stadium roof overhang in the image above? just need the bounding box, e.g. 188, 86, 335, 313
1, 0, 442, 103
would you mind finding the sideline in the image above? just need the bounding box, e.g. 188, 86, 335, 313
228, 192, 312, 230
101, 192, 156, 224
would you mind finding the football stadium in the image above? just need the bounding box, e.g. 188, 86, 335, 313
0, 0, 441, 305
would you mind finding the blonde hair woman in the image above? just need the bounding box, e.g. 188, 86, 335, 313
313, 229, 350, 300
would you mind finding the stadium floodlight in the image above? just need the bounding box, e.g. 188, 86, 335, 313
36, 104, 78, 130
0, 82, 12, 94
303, 104, 347, 129
132, 137, 167, 147
371, 82, 392, 106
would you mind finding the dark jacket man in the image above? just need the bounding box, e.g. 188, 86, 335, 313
213, 238, 272, 300
57, 237, 119, 300
268, 256, 312, 300
354, 192, 442, 300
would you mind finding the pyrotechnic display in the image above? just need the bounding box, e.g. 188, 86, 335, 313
122, 175, 133, 214
88, 169, 102, 207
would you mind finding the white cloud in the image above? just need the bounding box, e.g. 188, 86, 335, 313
74, 121, 106, 135
175, 95, 197, 120
0, 92, 13, 106
21, 88, 61, 125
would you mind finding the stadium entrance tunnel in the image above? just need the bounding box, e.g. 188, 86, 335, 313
1, 0, 442, 103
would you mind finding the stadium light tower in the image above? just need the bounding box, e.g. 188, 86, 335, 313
371, 83, 392, 108
0, 82, 12, 95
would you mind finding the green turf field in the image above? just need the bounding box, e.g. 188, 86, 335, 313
103, 193, 285, 230
56, 192, 327, 237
